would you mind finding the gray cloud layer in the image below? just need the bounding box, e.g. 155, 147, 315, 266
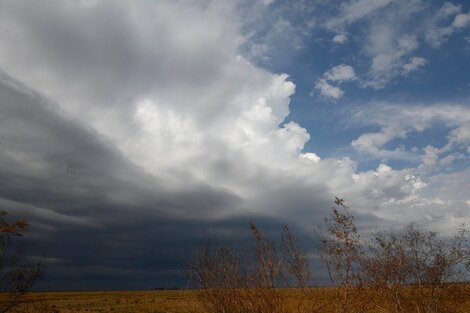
0, 71, 256, 288
0, 58, 327, 289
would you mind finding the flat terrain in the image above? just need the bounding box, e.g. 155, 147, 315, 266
6, 290, 201, 313
4, 287, 470, 313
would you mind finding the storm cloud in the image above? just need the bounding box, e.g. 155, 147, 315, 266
0, 0, 468, 289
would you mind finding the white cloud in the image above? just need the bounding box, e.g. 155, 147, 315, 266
398, 34, 419, 52
345, 102, 470, 233
322, 1, 470, 89
332, 33, 348, 44
313, 64, 356, 99
299, 152, 321, 163
422, 145, 439, 166
314, 79, 344, 99
324, 64, 357, 82
365, 31, 420, 88
246, 43, 270, 62
425, 3, 470, 48
449, 123, 470, 145
352, 126, 415, 160
239, 0, 317, 64
325, 0, 393, 31
402, 57, 427, 75
452, 12, 470, 28
351, 103, 470, 166
436, 2, 461, 19
260, 0, 275, 6
439, 153, 460, 166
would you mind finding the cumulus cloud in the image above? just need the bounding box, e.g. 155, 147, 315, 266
377, 168, 470, 235
299, 152, 321, 163
346, 102, 470, 232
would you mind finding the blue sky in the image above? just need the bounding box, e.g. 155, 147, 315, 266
0, 0, 468, 289
243, 0, 470, 170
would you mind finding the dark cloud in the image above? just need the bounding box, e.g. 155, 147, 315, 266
0, 72, 252, 289
0, 70, 328, 290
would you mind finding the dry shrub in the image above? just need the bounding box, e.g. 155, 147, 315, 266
319, 197, 375, 313
0, 211, 44, 313
321, 197, 470, 313
365, 224, 469, 313
190, 223, 325, 313
191, 198, 469, 313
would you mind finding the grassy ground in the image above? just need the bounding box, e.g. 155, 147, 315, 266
4, 290, 201, 313
3, 287, 470, 313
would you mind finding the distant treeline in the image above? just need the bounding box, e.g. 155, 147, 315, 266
153, 287, 179, 291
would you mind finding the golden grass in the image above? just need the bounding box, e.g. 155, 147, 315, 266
2, 286, 470, 313
1, 290, 201, 313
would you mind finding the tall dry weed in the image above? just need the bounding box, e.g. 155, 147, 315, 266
190, 223, 325, 313
190, 198, 469, 313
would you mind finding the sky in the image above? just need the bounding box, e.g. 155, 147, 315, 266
0, 0, 469, 290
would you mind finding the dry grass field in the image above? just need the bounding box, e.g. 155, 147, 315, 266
3, 290, 201, 313
4, 287, 470, 313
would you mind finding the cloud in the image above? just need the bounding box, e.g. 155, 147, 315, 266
436, 2, 462, 18
452, 12, 470, 28
332, 33, 348, 44
401, 57, 428, 75
352, 126, 414, 161
422, 145, 440, 166
346, 102, 470, 233
365, 31, 420, 88
0, 69, 309, 289
324, 64, 357, 82
0, 0, 335, 288
314, 79, 344, 99
350, 103, 470, 165
425, 2, 470, 48
325, 0, 393, 31
320, 1, 469, 89
321, 0, 427, 88
299, 152, 321, 163
314, 64, 356, 99
0, 0, 468, 289
238, 0, 317, 64
377, 168, 470, 235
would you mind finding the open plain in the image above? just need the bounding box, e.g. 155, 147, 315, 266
5, 287, 470, 313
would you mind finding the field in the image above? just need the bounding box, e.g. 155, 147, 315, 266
3, 290, 201, 313
4, 287, 470, 313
